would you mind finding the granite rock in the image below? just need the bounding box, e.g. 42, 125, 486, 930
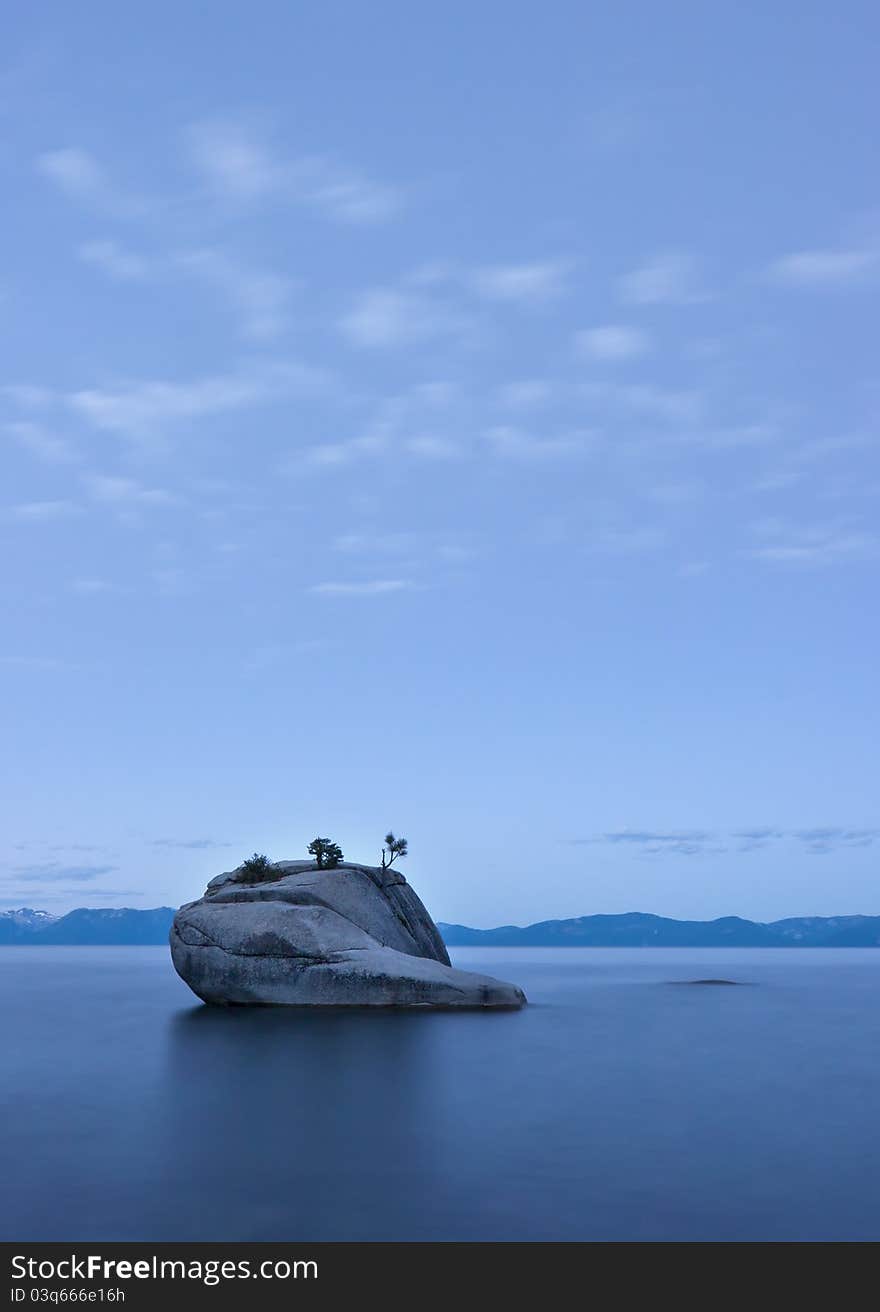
170, 861, 525, 1009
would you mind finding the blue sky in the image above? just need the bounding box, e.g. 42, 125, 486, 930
1, 2, 878, 924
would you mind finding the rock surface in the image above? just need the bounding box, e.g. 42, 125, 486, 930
170, 861, 526, 1009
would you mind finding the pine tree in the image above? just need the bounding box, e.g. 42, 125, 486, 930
308, 837, 344, 869
380, 831, 408, 871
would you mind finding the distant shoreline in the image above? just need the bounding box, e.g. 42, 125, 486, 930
2, 906, 880, 948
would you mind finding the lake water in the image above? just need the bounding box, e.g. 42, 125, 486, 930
3, 946, 879, 1241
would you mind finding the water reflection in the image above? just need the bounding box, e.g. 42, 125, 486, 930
161, 1003, 468, 1240
5, 948, 880, 1241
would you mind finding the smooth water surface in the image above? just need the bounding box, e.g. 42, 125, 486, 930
3, 947, 879, 1241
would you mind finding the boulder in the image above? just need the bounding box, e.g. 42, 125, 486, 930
170, 861, 525, 1009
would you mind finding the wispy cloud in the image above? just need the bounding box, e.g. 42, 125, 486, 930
333, 531, 416, 555
339, 287, 465, 349
769, 246, 878, 287
293, 383, 466, 469
574, 826, 880, 857
575, 324, 650, 361
298, 431, 389, 470
78, 239, 148, 280
149, 838, 233, 850
11, 863, 118, 882
618, 252, 706, 305
309, 579, 414, 596
5, 500, 80, 522
745, 517, 878, 566
5, 420, 77, 465
82, 474, 178, 507
588, 830, 721, 856
579, 380, 704, 424
404, 435, 462, 460
187, 120, 279, 202
471, 261, 570, 305
496, 380, 555, 410
175, 249, 294, 341
0, 655, 69, 671
2, 385, 53, 411
76, 238, 295, 341
187, 119, 401, 224
71, 578, 122, 595
242, 640, 334, 672
68, 361, 324, 438
36, 148, 145, 218
792, 827, 880, 854
486, 425, 597, 462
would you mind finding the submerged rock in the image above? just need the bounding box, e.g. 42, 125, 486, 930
170, 860, 526, 1009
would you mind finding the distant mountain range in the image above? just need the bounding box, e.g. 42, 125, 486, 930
438, 912, 880, 948
3, 906, 880, 948
0, 906, 177, 945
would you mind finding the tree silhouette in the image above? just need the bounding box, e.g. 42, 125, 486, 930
308, 837, 344, 869
239, 853, 275, 880
380, 831, 408, 871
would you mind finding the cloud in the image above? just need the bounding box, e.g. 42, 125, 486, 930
37, 147, 107, 199
5, 420, 77, 464
298, 431, 390, 470
678, 561, 711, 579
305, 163, 401, 224
339, 287, 465, 349
589, 830, 722, 856
36, 148, 143, 218
82, 474, 178, 506
151, 567, 189, 597
2, 385, 53, 410
187, 120, 401, 223
242, 640, 334, 672
68, 361, 324, 438
745, 518, 878, 566
309, 579, 414, 596
187, 120, 280, 202
78, 240, 148, 280
643, 480, 703, 506
769, 246, 878, 287
575, 324, 650, 361
75, 238, 294, 341
0, 655, 69, 670
702, 422, 782, 451
496, 380, 555, 410
71, 578, 121, 595
333, 532, 415, 554
593, 830, 714, 844
579, 380, 703, 424
175, 249, 294, 341
593, 525, 666, 554
11, 863, 118, 882
618, 252, 706, 305
573, 826, 879, 857
149, 838, 233, 850
5, 500, 80, 522
471, 261, 570, 305
792, 827, 879, 854
486, 425, 597, 462
404, 435, 462, 460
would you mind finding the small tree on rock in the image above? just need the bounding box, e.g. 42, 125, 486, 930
380, 831, 408, 871
308, 837, 344, 869
239, 853, 275, 880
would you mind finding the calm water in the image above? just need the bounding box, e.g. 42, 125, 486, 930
3, 946, 879, 1242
